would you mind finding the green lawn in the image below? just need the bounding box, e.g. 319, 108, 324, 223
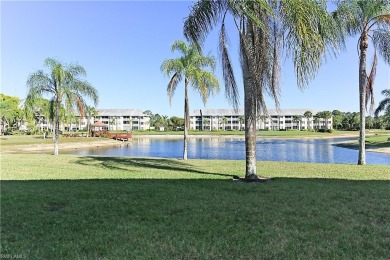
1, 154, 390, 259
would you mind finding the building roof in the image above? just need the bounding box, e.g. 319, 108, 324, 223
191, 108, 320, 117
96, 109, 147, 117
92, 121, 107, 127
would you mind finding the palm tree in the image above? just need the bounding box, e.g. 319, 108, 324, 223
334, 1, 390, 165
203, 118, 210, 130
332, 110, 343, 130
313, 115, 320, 131
304, 111, 313, 130
375, 89, 390, 117
238, 115, 244, 131
322, 111, 332, 130
25, 58, 98, 155
220, 117, 228, 131
292, 115, 302, 130
161, 40, 219, 160
109, 117, 116, 131
258, 115, 268, 130
184, 1, 339, 180
85, 106, 97, 137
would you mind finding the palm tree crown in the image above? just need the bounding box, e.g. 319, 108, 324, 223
161, 40, 219, 160
26, 57, 98, 155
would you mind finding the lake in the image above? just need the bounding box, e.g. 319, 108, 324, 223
69, 137, 390, 165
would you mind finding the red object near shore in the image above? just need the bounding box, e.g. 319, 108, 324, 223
107, 132, 132, 141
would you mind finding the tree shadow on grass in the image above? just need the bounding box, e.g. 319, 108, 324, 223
73, 156, 236, 178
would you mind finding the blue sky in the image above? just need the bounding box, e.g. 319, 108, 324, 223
1, 1, 389, 117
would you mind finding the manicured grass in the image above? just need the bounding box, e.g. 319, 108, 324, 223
335, 134, 390, 149
1, 154, 390, 259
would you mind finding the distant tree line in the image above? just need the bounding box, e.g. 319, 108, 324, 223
143, 110, 184, 131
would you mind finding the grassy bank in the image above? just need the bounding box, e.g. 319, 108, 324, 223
335, 135, 390, 150
1, 154, 389, 259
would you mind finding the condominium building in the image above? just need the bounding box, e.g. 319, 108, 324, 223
84, 109, 150, 131
34, 109, 151, 131
190, 109, 332, 130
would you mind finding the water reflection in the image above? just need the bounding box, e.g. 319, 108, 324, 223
70, 137, 390, 165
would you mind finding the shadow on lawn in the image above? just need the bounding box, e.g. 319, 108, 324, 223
74, 156, 236, 178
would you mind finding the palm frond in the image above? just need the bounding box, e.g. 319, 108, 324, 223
332, 1, 362, 37
72, 79, 99, 106
167, 73, 181, 106
171, 40, 188, 56
44, 57, 60, 70
184, 0, 224, 44
191, 54, 216, 71
219, 21, 240, 109
68, 63, 87, 78
372, 28, 390, 64
190, 70, 220, 105
281, 0, 338, 88
365, 51, 377, 112
228, 0, 272, 32
375, 96, 390, 117
160, 59, 184, 76
270, 8, 282, 109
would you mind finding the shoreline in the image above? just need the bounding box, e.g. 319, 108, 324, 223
1, 134, 389, 155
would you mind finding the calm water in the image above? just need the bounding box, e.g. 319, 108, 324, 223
69, 137, 390, 165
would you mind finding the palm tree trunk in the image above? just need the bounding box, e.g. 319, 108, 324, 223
87, 116, 90, 137
243, 61, 257, 179
183, 78, 189, 160
54, 100, 60, 155
358, 33, 368, 165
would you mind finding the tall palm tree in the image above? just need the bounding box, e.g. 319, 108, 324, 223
26, 58, 98, 155
161, 40, 220, 160
375, 89, 390, 117
334, 0, 390, 165
184, 0, 339, 179
304, 111, 313, 130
